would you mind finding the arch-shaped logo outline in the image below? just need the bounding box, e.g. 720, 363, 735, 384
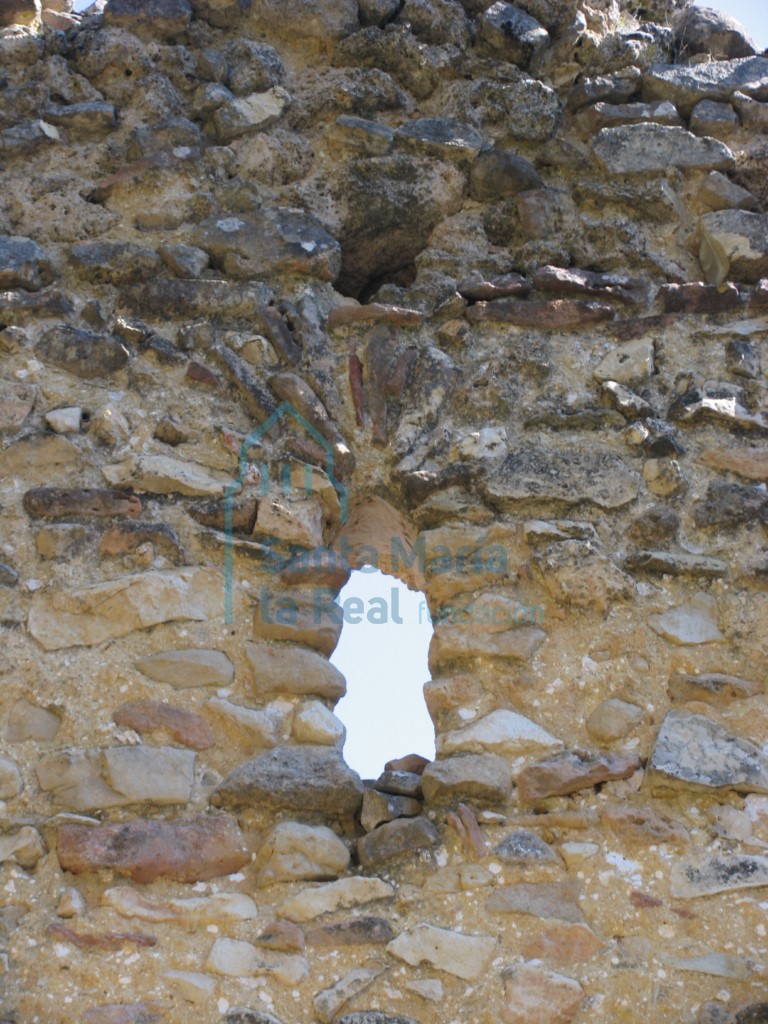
223, 401, 349, 623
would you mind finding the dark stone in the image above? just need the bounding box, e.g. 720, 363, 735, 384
70, 243, 161, 287
627, 507, 680, 547
0, 563, 19, 587
726, 339, 761, 379
0, 236, 55, 292
374, 770, 423, 798
103, 0, 192, 38
659, 282, 745, 314
119, 279, 273, 318
226, 39, 285, 96
224, 1012, 285, 1024
624, 550, 728, 578
45, 103, 117, 138
209, 345, 278, 423
211, 746, 364, 818
306, 916, 396, 946
466, 298, 615, 328
98, 523, 185, 564
692, 481, 768, 528
733, 1004, 768, 1024
469, 148, 542, 202
358, 0, 399, 27
356, 815, 439, 867
641, 420, 685, 458
395, 117, 483, 163
23, 488, 142, 519
673, 5, 758, 61
568, 70, 642, 112
494, 829, 558, 864
35, 327, 130, 379
475, 2, 549, 66
0, 119, 59, 158
533, 265, 649, 305
0, 0, 39, 26
128, 117, 201, 160
457, 272, 531, 301
158, 243, 210, 279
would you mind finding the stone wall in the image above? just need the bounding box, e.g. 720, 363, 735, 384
1, 0, 768, 1021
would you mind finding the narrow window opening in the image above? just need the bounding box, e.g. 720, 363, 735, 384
331, 566, 435, 780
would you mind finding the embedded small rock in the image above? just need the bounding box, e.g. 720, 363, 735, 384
254, 822, 350, 886
357, 815, 439, 866
386, 923, 497, 979
135, 648, 234, 688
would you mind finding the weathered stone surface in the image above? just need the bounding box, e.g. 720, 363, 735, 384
659, 281, 745, 314
80, 1003, 164, 1024
625, 549, 728, 579
501, 963, 584, 1024
494, 829, 559, 864
701, 170, 759, 211
600, 803, 690, 845
70, 242, 161, 286
522, 922, 604, 964
57, 815, 249, 883
314, 966, 385, 1024
648, 592, 725, 645
280, 877, 394, 923
4, 697, 61, 742
575, 99, 682, 132
0, 381, 35, 433
192, 208, 340, 282
206, 937, 308, 985
670, 853, 768, 898
207, 697, 281, 748
212, 746, 364, 817
29, 569, 229, 651
421, 754, 513, 804
700, 446, 768, 481
306, 916, 394, 947
246, 642, 346, 701
466, 297, 615, 328
0, 0, 40, 26
690, 99, 739, 138
469, 148, 542, 201
135, 648, 234, 688
35, 326, 129, 378
112, 701, 215, 750
533, 540, 634, 611
487, 881, 584, 923
253, 591, 343, 657
103, 0, 192, 38
516, 750, 641, 802
438, 709, 562, 759
357, 815, 439, 866
121, 279, 273, 318
395, 117, 483, 162
648, 710, 768, 794
533, 266, 648, 305
338, 1016, 418, 1024
254, 822, 350, 886
643, 57, 768, 117
375, 769, 423, 797
387, 923, 497, 979
0, 118, 59, 158
23, 487, 141, 519
482, 446, 639, 510
0, 235, 55, 290
586, 699, 643, 742
360, 788, 421, 831
103, 454, 236, 498
668, 672, 763, 704
0, 433, 80, 481
0, 826, 45, 869
293, 701, 345, 746
475, 2, 549, 66
104, 887, 257, 927
163, 970, 215, 1003
594, 124, 734, 174
210, 87, 289, 143
700, 211, 768, 284
0, 757, 22, 799
673, 6, 758, 61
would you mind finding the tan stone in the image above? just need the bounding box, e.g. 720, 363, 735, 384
429, 623, 546, 672
162, 971, 216, 1004
593, 339, 654, 384
522, 922, 604, 964
585, 699, 644, 742
252, 591, 343, 656
487, 882, 585, 923
103, 454, 236, 497
254, 822, 350, 886
280, 877, 394, 923
502, 963, 584, 1024
29, 569, 238, 651
206, 697, 281, 747
386, 923, 497, 980
104, 887, 257, 927
245, 641, 346, 701
254, 493, 325, 548
205, 936, 308, 985
700, 446, 768, 481
0, 826, 45, 869
136, 648, 235, 688
0, 757, 22, 799
4, 697, 61, 742
293, 701, 345, 746
421, 754, 513, 804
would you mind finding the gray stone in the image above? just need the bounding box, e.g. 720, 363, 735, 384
502, 963, 584, 1024
732, 91, 768, 131
533, 540, 634, 611
487, 880, 585, 923
338, 1017, 418, 1024
280, 877, 394, 923
668, 382, 766, 430
192, 208, 340, 283
121, 279, 273, 320
700, 210, 768, 285
225, 38, 284, 96
395, 117, 483, 162
574, 99, 683, 132
624, 550, 729, 579
158, 243, 210, 278
333, 115, 394, 155
360, 789, 422, 831
212, 746, 364, 817
673, 6, 758, 61
314, 966, 385, 1024
648, 709, 768, 794
670, 853, 768, 898
469, 148, 542, 201
481, 445, 639, 510
0, 235, 55, 291
136, 648, 234, 688
0, 757, 22, 799
35, 326, 129, 379
102, 746, 195, 805
593, 124, 734, 175
668, 672, 763, 704
700, 171, 758, 211
475, 2, 549, 67
357, 0, 399, 26
45, 102, 117, 137
642, 57, 768, 117
356, 815, 439, 866
0, 119, 59, 158
494, 829, 559, 864
4, 698, 61, 742
103, 0, 192, 37
690, 100, 739, 138
438, 709, 562, 759
421, 753, 513, 804
210, 88, 289, 144
374, 770, 423, 797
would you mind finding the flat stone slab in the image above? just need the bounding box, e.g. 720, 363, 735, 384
643, 56, 768, 116
387, 923, 497, 979
670, 853, 768, 898
481, 445, 640, 510
593, 124, 734, 175
211, 746, 364, 817
648, 710, 768, 794
421, 753, 513, 804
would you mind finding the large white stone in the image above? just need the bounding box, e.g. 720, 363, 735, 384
254, 822, 350, 886
386, 923, 497, 979
438, 709, 562, 759
103, 454, 237, 497
280, 876, 394, 923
